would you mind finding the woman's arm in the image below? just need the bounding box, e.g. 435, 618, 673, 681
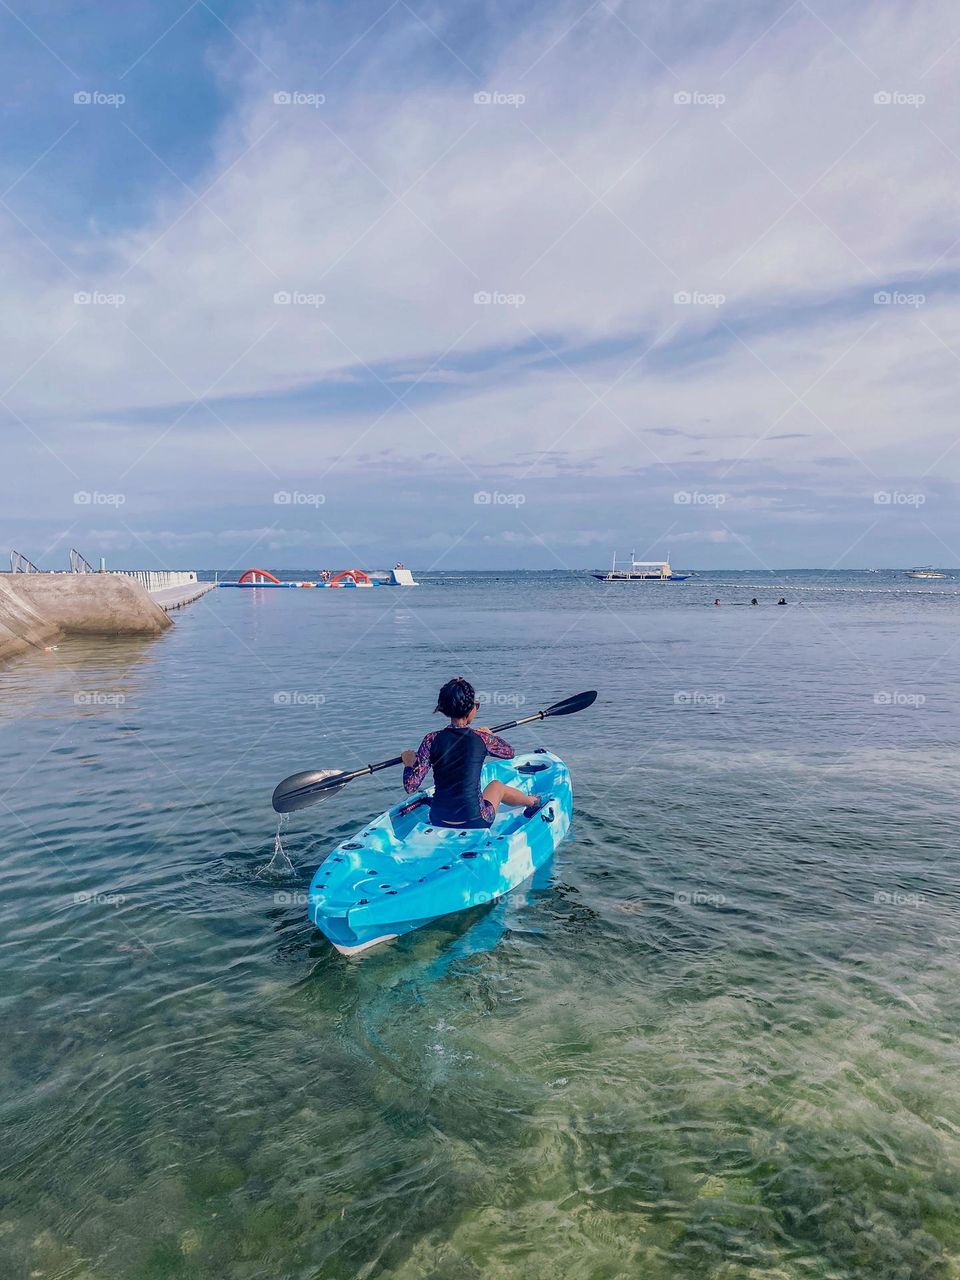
402, 733, 435, 793
475, 727, 515, 760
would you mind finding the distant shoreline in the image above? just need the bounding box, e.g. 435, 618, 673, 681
194, 567, 957, 578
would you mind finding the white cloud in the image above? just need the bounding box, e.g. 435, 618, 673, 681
665, 529, 741, 544
3, 0, 960, 563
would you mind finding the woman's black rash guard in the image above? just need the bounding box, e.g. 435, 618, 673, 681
402, 725, 514, 827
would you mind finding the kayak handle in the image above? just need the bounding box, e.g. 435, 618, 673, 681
397, 795, 430, 817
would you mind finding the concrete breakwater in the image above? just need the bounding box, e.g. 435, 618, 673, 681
0, 574, 197, 663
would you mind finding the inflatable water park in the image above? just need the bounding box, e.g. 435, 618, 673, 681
220, 564, 418, 589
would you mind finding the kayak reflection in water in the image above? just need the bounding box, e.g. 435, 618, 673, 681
401, 676, 543, 830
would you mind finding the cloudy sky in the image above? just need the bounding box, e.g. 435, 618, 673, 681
1, 0, 958, 570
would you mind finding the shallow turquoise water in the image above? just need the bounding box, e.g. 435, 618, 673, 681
1, 571, 959, 1279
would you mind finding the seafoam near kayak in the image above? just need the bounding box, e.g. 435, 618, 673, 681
307, 750, 572, 954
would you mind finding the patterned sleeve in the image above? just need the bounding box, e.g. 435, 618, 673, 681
476, 728, 514, 760
403, 733, 435, 793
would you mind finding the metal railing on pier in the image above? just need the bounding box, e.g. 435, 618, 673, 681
69, 548, 95, 573
10, 550, 39, 573
111, 570, 199, 592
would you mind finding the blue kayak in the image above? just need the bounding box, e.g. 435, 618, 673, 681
307, 750, 573, 954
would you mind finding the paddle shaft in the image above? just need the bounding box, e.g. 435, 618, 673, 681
337, 708, 550, 786
271, 690, 596, 812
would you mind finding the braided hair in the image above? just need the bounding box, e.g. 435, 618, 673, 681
435, 676, 477, 719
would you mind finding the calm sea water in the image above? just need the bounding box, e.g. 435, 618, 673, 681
2, 570, 959, 1279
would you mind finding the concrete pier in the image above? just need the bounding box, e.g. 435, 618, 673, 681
0, 573, 203, 664
149, 581, 216, 611
0, 577, 60, 658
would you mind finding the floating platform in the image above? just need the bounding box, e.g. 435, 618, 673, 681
219, 567, 418, 589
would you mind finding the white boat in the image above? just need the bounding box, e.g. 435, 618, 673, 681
906, 566, 948, 580
594, 552, 689, 582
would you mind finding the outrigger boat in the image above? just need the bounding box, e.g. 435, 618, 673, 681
594, 552, 689, 582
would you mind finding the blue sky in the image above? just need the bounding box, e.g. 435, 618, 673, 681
2, 0, 959, 570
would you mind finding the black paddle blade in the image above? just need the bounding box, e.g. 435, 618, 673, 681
272, 769, 350, 813
544, 689, 597, 718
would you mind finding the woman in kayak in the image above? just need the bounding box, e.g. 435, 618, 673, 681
401, 676, 542, 828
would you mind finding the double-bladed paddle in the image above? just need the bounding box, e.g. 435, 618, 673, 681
271, 689, 597, 813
